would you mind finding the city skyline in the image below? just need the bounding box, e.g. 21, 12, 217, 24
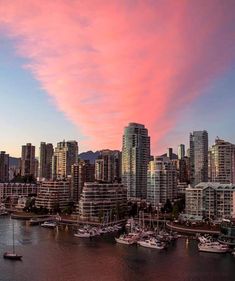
1, 1, 235, 157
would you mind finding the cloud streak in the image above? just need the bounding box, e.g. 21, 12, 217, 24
1, 0, 235, 152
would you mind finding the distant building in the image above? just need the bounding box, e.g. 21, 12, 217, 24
122, 123, 150, 199
39, 142, 54, 180
52, 140, 78, 179
185, 182, 235, 220
20, 143, 36, 178
177, 144, 185, 160
0, 151, 9, 182
79, 182, 127, 221
190, 131, 208, 186
177, 182, 188, 198
35, 180, 70, 211
208, 138, 235, 184
178, 157, 190, 183
147, 156, 177, 209
95, 150, 121, 182
167, 148, 173, 160
71, 160, 95, 202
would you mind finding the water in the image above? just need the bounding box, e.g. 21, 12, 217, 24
0, 217, 234, 281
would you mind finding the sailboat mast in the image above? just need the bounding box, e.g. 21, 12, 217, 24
12, 221, 15, 254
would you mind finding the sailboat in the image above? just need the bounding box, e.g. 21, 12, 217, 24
3, 221, 22, 260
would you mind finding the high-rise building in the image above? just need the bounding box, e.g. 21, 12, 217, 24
167, 148, 173, 160
52, 140, 78, 179
39, 142, 54, 180
95, 150, 121, 182
147, 156, 177, 209
208, 138, 235, 184
21, 143, 36, 177
71, 160, 95, 202
178, 157, 190, 183
178, 144, 185, 160
122, 123, 150, 199
190, 131, 208, 186
0, 151, 9, 182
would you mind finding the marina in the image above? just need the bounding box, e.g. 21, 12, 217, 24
1, 216, 235, 281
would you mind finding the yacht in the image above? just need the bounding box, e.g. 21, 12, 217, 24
3, 221, 22, 261
198, 242, 229, 253
137, 238, 165, 250
41, 221, 57, 228
115, 234, 138, 245
198, 235, 213, 243
74, 228, 96, 238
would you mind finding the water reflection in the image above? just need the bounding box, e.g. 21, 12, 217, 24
0, 217, 234, 281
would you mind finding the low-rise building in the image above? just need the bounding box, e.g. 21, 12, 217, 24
79, 182, 127, 221
35, 180, 70, 211
185, 182, 235, 220
0, 183, 38, 204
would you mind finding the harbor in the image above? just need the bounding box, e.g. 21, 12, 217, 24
1, 216, 235, 281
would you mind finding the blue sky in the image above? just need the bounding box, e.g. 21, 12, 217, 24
0, 39, 80, 157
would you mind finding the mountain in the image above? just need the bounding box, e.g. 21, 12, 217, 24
78, 151, 100, 164
9, 157, 21, 167
160, 153, 178, 160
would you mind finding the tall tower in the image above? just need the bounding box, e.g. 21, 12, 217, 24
0, 151, 9, 182
52, 140, 78, 179
71, 160, 95, 202
95, 150, 121, 182
178, 144, 185, 160
209, 138, 235, 184
122, 123, 150, 199
39, 142, 54, 180
147, 156, 177, 208
190, 131, 208, 186
21, 143, 36, 177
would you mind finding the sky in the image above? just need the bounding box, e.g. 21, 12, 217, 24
0, 0, 235, 157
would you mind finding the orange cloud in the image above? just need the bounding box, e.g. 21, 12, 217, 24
1, 0, 235, 152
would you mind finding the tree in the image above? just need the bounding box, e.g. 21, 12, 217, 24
163, 199, 173, 213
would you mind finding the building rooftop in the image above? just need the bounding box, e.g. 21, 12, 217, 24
187, 182, 235, 191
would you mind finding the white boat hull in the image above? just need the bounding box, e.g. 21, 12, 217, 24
138, 241, 165, 250
115, 237, 135, 245
74, 233, 91, 238
198, 243, 228, 253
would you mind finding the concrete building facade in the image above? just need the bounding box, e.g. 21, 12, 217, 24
122, 123, 150, 200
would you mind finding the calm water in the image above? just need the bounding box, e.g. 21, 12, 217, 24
0, 217, 234, 281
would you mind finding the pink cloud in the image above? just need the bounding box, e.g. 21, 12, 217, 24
1, 0, 235, 153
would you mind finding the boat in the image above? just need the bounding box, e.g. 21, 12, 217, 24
29, 218, 40, 226
0, 211, 8, 216
115, 232, 139, 245
0, 203, 8, 216
41, 221, 57, 228
198, 235, 213, 243
137, 238, 165, 250
3, 221, 22, 260
3, 252, 22, 260
115, 234, 136, 245
74, 229, 96, 238
198, 242, 229, 253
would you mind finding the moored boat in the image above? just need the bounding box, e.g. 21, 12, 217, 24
3, 221, 22, 261
41, 221, 57, 228
115, 234, 136, 245
198, 242, 229, 253
137, 238, 165, 250
3, 252, 22, 260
